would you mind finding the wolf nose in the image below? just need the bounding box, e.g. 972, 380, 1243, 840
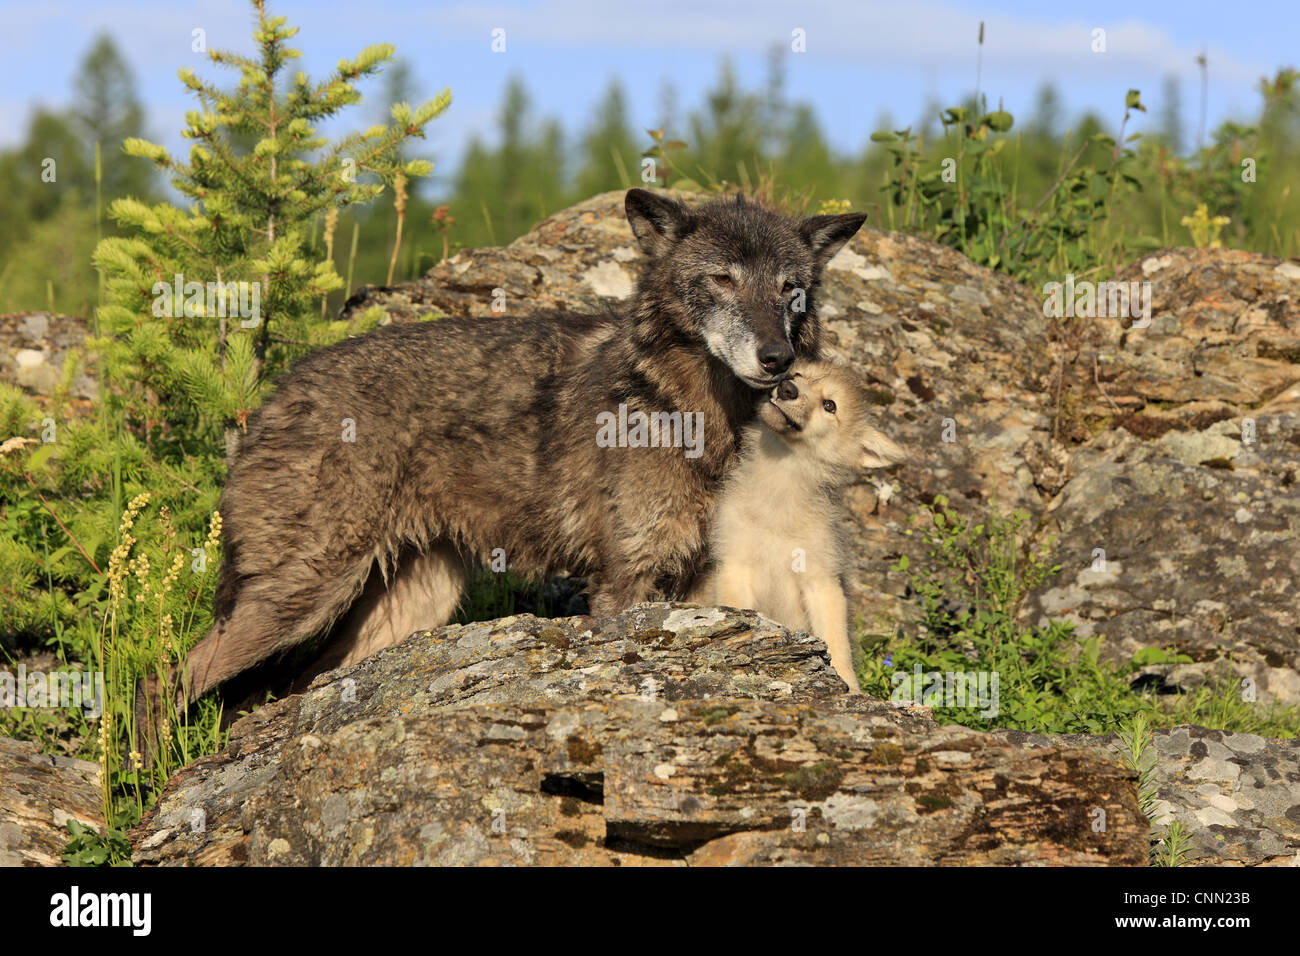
758, 342, 794, 376
777, 377, 799, 400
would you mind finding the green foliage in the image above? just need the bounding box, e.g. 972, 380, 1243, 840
93, 8, 448, 443
1117, 714, 1192, 866
860, 496, 1300, 739
447, 77, 566, 249
1116, 712, 1161, 821
1152, 821, 1192, 867
575, 81, 639, 197
62, 818, 132, 867
642, 127, 690, 189
72, 34, 154, 201
0, 33, 154, 314
870, 89, 1153, 285
0, 1, 448, 848
452, 569, 558, 624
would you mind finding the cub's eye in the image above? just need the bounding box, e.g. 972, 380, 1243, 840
782, 281, 795, 294
822, 399, 837, 414
712, 274, 734, 288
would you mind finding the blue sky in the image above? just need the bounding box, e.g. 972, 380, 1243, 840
1, 0, 1296, 196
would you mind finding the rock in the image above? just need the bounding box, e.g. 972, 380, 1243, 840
1018, 421, 1300, 703
21, 313, 50, 341
1088, 248, 1300, 410
130, 605, 1149, 866
1004, 726, 1300, 866
1025, 247, 1300, 703
0, 310, 97, 413
0, 737, 103, 866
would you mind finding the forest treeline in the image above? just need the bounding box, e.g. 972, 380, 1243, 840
4, 34, 1297, 318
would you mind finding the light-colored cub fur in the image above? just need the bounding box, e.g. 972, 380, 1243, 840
692, 359, 904, 691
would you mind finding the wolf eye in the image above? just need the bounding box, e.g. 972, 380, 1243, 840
712, 274, 734, 288
822, 399, 836, 414
782, 281, 795, 294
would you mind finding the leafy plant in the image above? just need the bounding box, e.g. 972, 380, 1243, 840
1116, 714, 1161, 818
1180, 202, 1231, 247
62, 818, 132, 867
1115, 714, 1195, 867
874, 87, 1154, 286
1152, 820, 1192, 867
642, 127, 689, 188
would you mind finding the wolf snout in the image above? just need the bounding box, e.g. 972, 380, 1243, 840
776, 377, 799, 400
757, 341, 795, 376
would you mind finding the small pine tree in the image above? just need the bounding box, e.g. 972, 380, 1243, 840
0, 0, 452, 830
93, 0, 449, 457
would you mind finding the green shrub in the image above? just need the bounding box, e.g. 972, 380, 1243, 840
0, 0, 449, 856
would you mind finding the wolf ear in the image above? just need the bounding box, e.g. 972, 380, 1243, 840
626, 188, 692, 258
860, 429, 905, 470
800, 212, 868, 272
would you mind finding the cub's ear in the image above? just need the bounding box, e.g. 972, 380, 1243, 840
626, 188, 693, 258
860, 429, 905, 470
800, 212, 867, 272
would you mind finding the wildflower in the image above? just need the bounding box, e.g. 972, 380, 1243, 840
1180, 203, 1230, 248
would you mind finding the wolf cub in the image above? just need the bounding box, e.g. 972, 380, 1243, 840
693, 360, 904, 691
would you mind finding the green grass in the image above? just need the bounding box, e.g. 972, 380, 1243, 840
452, 568, 559, 623
859, 496, 1300, 740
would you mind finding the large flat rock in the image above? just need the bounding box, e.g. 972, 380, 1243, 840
130, 606, 1149, 866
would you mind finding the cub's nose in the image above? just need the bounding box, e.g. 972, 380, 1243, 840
776, 377, 799, 400
758, 341, 794, 376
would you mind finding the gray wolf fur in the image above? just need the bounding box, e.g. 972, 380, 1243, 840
136, 188, 866, 750
689, 359, 904, 691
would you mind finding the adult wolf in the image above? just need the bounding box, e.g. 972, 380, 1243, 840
136, 188, 866, 749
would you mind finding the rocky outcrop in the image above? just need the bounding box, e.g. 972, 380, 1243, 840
1006, 725, 1300, 866
131, 605, 1150, 866
1018, 250, 1300, 702
0, 737, 103, 866
129, 604, 1300, 866
1141, 726, 1300, 866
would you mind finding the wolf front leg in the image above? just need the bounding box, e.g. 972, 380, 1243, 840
587, 566, 659, 618
804, 581, 859, 693
712, 561, 758, 615
684, 569, 716, 606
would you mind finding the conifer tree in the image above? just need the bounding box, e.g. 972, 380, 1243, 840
93, 0, 449, 457
575, 81, 638, 197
